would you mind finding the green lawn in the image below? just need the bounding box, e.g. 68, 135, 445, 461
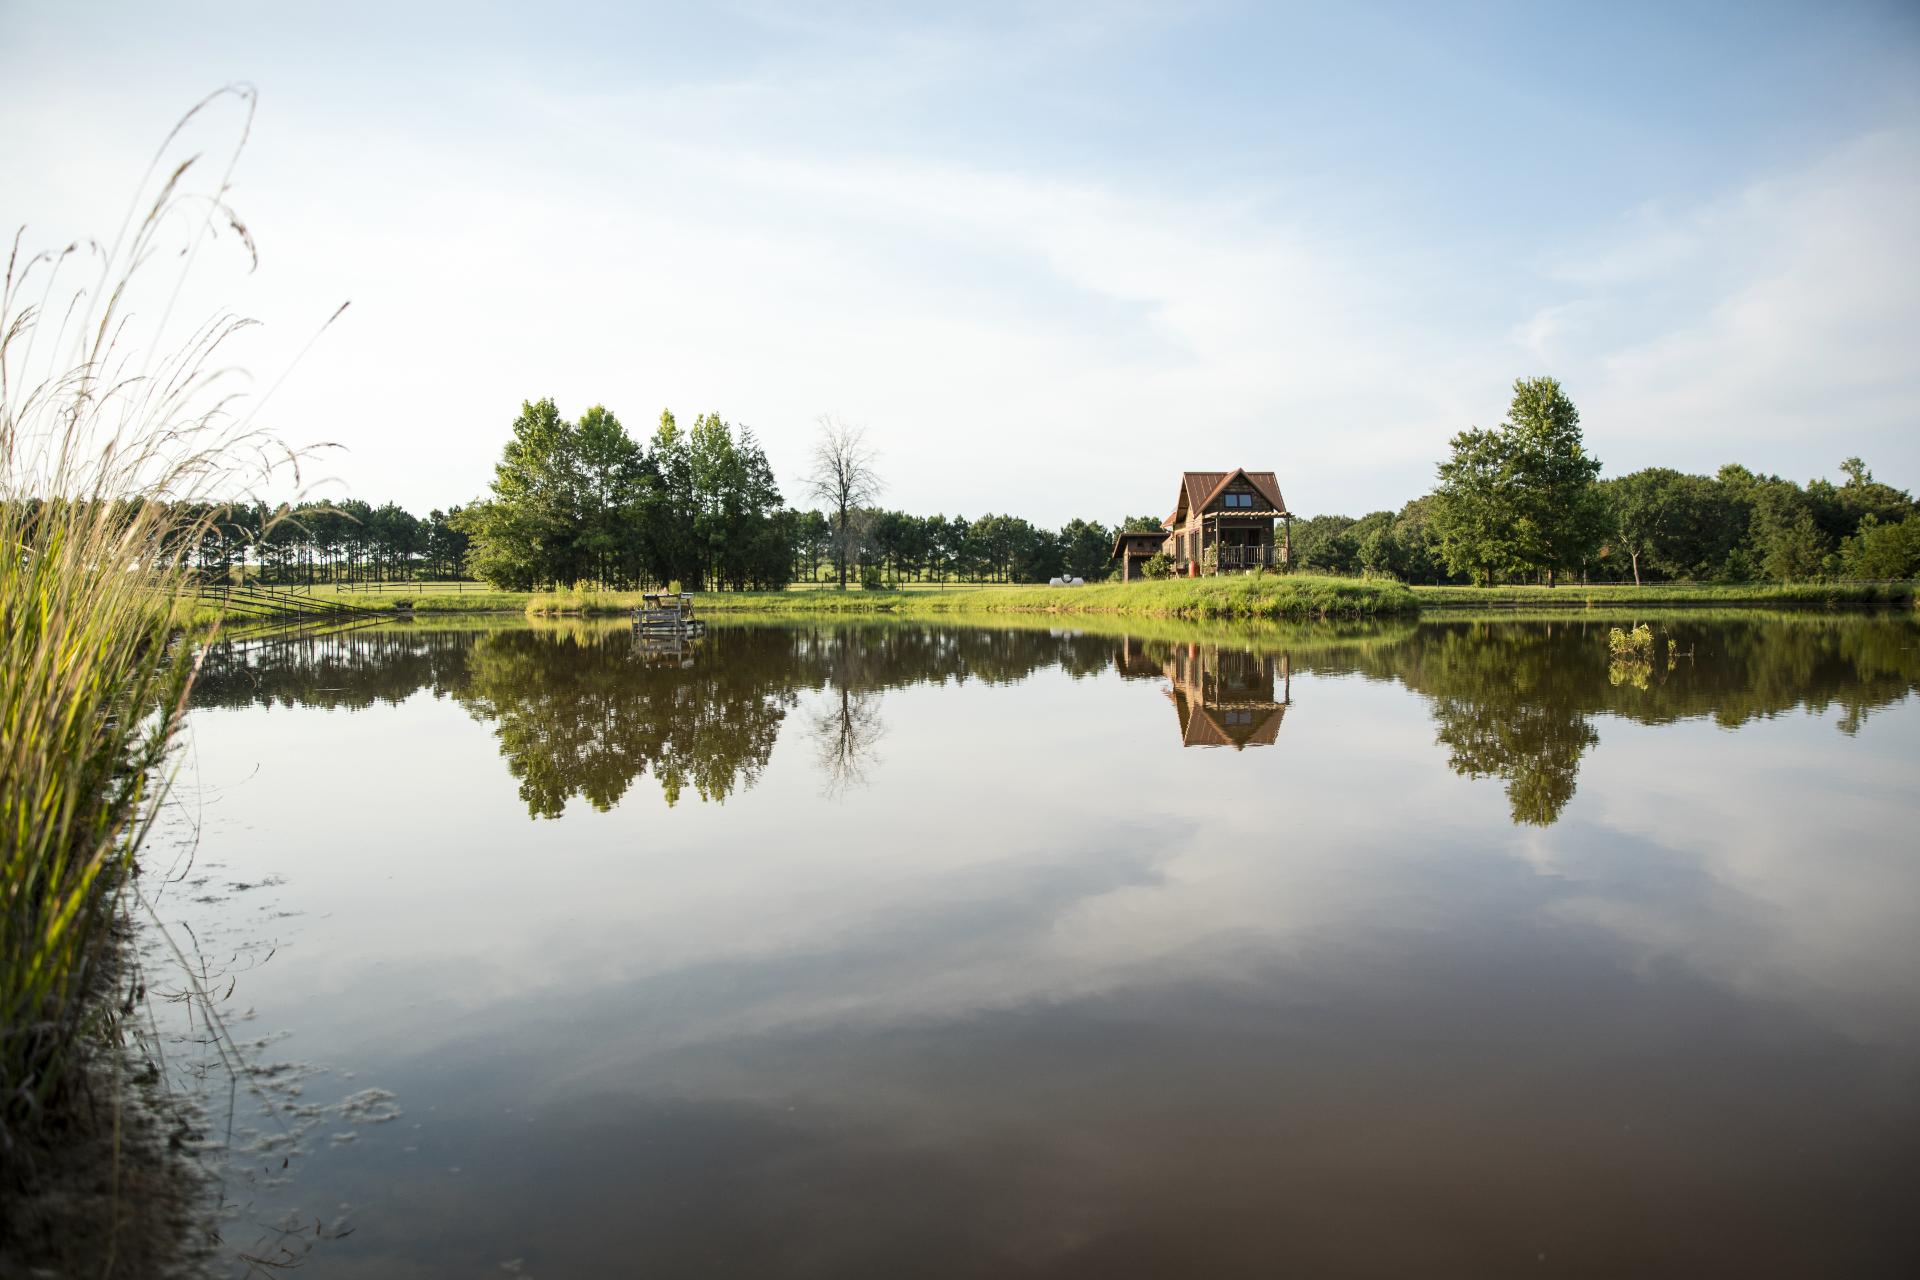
187, 574, 1913, 625
529, 574, 1417, 620
1413, 580, 1915, 609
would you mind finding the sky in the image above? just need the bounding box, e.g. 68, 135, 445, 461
3, 0, 1916, 524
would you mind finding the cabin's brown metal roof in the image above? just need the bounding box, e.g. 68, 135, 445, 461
1174, 469, 1289, 520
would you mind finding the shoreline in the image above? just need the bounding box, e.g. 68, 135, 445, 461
1414, 581, 1914, 610
1, 912, 208, 1279
533, 576, 1419, 621
183, 576, 1916, 625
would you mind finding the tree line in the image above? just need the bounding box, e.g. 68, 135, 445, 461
1286, 377, 1919, 586
790, 509, 1130, 586
114, 379, 1915, 590
3, 496, 472, 586
450, 400, 1157, 591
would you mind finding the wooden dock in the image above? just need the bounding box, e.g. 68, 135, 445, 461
633, 591, 707, 637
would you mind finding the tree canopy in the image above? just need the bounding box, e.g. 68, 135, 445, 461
460, 400, 791, 591
1433, 376, 1605, 586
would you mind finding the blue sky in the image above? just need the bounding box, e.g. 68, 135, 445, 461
3, 1, 1916, 522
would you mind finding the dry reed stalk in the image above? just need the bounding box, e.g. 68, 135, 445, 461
1, 85, 334, 1158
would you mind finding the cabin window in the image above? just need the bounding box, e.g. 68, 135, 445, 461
1223, 492, 1254, 509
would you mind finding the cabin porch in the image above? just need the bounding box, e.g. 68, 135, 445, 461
1176, 513, 1292, 575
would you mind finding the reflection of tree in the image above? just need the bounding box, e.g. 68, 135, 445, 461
194, 614, 1920, 828
813, 687, 886, 798
457, 628, 797, 816
806, 626, 888, 797
190, 625, 475, 711
1354, 616, 1920, 826
1389, 623, 1599, 826
1431, 695, 1597, 826
453, 624, 1131, 815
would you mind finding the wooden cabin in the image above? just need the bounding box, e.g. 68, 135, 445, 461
1108, 468, 1293, 579
1163, 643, 1292, 749
1166, 469, 1290, 575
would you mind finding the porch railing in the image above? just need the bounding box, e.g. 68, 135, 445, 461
1214, 546, 1274, 570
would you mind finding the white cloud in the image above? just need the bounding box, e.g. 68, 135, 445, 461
4, 10, 1914, 520
1530, 128, 1920, 479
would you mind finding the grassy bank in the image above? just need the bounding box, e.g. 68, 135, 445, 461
2, 94, 285, 1274
1414, 580, 1916, 609
524, 574, 1419, 621
195, 576, 1913, 625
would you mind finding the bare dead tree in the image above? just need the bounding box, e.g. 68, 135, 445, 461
804, 415, 882, 590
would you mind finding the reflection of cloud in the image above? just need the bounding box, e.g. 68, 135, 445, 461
1542, 716, 1920, 1046
169, 623, 1920, 1273
337, 856, 1920, 1276
1545, 129, 1920, 471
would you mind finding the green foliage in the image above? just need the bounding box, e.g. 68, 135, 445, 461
1142, 552, 1173, 579
1839, 515, 1920, 579
1291, 514, 1359, 575
461, 401, 790, 592
1601, 468, 1746, 583
1747, 480, 1831, 581
1059, 517, 1115, 581
1608, 624, 1654, 657
1433, 376, 1604, 585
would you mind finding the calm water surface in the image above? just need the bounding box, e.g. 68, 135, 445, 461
156, 614, 1920, 1277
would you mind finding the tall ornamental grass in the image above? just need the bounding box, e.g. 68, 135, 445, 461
1, 87, 312, 1148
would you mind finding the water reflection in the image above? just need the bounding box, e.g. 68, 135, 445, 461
1135, 639, 1292, 749
1365, 617, 1920, 824
190, 614, 1920, 825
458, 627, 796, 813
171, 612, 1920, 1275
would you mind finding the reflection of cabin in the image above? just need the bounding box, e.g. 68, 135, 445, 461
1163, 643, 1292, 748
1108, 469, 1293, 580
1116, 635, 1167, 680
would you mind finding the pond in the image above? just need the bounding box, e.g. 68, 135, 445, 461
151, 613, 1920, 1276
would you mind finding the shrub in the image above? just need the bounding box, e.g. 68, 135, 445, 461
1608, 624, 1654, 657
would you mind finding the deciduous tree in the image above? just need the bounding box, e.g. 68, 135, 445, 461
806, 417, 883, 590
